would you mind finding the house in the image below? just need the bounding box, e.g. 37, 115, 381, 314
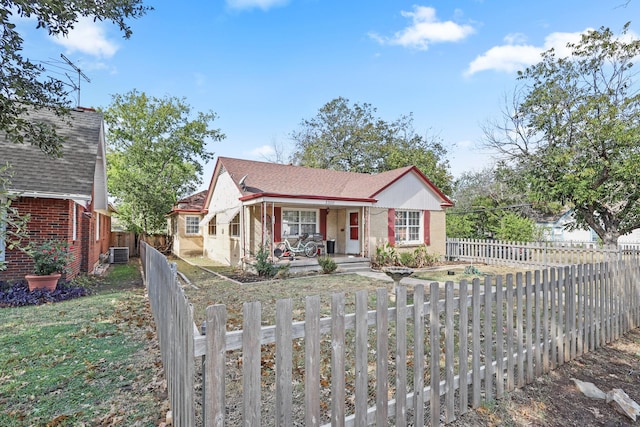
194, 157, 453, 267
167, 190, 208, 257
0, 107, 111, 282
536, 209, 640, 247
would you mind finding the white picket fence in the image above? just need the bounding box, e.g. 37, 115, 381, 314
445, 238, 640, 267
143, 242, 640, 426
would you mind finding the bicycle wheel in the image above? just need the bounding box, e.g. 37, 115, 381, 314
304, 241, 318, 257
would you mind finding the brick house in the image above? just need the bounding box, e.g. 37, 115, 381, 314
0, 107, 111, 282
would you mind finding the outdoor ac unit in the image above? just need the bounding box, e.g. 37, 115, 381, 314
109, 247, 129, 264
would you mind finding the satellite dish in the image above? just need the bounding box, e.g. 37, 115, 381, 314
238, 174, 248, 190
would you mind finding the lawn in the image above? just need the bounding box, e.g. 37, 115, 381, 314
0, 262, 166, 427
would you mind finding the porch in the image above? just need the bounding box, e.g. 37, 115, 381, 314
252, 253, 371, 275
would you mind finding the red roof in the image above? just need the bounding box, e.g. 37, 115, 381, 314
207, 157, 453, 206
172, 190, 208, 213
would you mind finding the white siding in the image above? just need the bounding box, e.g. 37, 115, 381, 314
202, 172, 243, 265
375, 171, 444, 211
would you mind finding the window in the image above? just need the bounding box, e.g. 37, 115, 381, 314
95, 212, 100, 241
395, 210, 421, 243
230, 214, 240, 237
282, 209, 317, 237
72, 203, 77, 241
208, 216, 217, 236
185, 216, 200, 235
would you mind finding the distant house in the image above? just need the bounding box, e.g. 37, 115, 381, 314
187, 157, 453, 267
536, 210, 597, 243
167, 190, 208, 257
0, 107, 111, 282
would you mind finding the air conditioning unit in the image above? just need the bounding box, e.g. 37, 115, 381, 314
109, 247, 129, 264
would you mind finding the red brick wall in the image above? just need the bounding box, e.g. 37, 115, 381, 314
0, 196, 110, 283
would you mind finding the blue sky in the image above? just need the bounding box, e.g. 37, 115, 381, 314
13, 0, 640, 191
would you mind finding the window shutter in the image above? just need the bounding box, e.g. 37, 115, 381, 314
387, 208, 395, 246
320, 209, 327, 239
274, 207, 282, 240
423, 210, 431, 245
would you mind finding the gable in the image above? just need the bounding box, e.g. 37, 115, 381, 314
374, 170, 447, 210
0, 108, 104, 202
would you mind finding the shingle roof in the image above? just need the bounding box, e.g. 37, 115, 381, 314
0, 108, 103, 198
213, 157, 452, 205
174, 190, 208, 212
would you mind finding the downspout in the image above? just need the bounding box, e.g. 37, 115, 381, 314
364, 206, 370, 258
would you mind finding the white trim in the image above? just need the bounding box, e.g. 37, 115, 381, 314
185, 215, 201, 235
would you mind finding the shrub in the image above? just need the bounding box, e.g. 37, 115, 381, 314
371, 242, 399, 269
399, 251, 415, 267
412, 245, 439, 268
254, 244, 280, 278
29, 239, 74, 275
317, 256, 337, 274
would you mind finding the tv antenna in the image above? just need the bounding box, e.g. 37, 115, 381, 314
60, 54, 91, 107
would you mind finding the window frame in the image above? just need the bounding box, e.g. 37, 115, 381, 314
281, 208, 318, 238
230, 214, 240, 237
185, 215, 200, 235
208, 215, 217, 236
394, 210, 422, 244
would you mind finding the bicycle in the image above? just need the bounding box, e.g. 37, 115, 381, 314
273, 233, 318, 259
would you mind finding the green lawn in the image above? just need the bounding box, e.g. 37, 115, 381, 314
0, 263, 165, 426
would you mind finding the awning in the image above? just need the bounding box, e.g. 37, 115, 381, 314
199, 206, 240, 226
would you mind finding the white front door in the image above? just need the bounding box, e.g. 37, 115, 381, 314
345, 210, 360, 254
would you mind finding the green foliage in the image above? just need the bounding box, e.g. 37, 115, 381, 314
494, 212, 536, 242
371, 242, 399, 268
290, 97, 453, 194
317, 255, 338, 274
445, 212, 476, 238
411, 245, 439, 268
0, 0, 150, 157
104, 90, 224, 234
398, 251, 415, 267
254, 245, 280, 278
486, 23, 640, 246
28, 239, 75, 275
0, 164, 30, 271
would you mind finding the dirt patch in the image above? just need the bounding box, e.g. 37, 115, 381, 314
451, 328, 640, 427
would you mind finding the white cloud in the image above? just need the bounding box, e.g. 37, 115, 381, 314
51, 16, 118, 58
226, 0, 289, 11
465, 30, 590, 76
370, 6, 475, 50
248, 145, 275, 157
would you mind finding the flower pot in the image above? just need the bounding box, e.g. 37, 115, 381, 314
25, 273, 62, 292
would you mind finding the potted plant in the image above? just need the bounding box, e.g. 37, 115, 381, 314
25, 239, 75, 292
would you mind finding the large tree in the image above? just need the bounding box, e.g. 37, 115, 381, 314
1, 0, 150, 157
290, 97, 453, 194
103, 90, 224, 235
484, 23, 640, 247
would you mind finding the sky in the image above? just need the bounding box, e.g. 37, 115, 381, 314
12, 0, 640, 191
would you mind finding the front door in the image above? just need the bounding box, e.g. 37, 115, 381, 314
346, 210, 360, 254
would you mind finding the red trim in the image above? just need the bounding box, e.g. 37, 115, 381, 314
239, 193, 376, 203
320, 209, 327, 239
274, 207, 282, 240
387, 208, 395, 246
423, 210, 431, 245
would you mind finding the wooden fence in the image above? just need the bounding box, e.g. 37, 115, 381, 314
143, 242, 640, 426
141, 242, 196, 426
445, 238, 640, 267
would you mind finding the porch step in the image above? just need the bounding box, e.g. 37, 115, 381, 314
336, 258, 371, 273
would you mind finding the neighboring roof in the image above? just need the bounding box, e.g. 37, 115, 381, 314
172, 190, 208, 213
0, 107, 104, 200
206, 157, 453, 206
